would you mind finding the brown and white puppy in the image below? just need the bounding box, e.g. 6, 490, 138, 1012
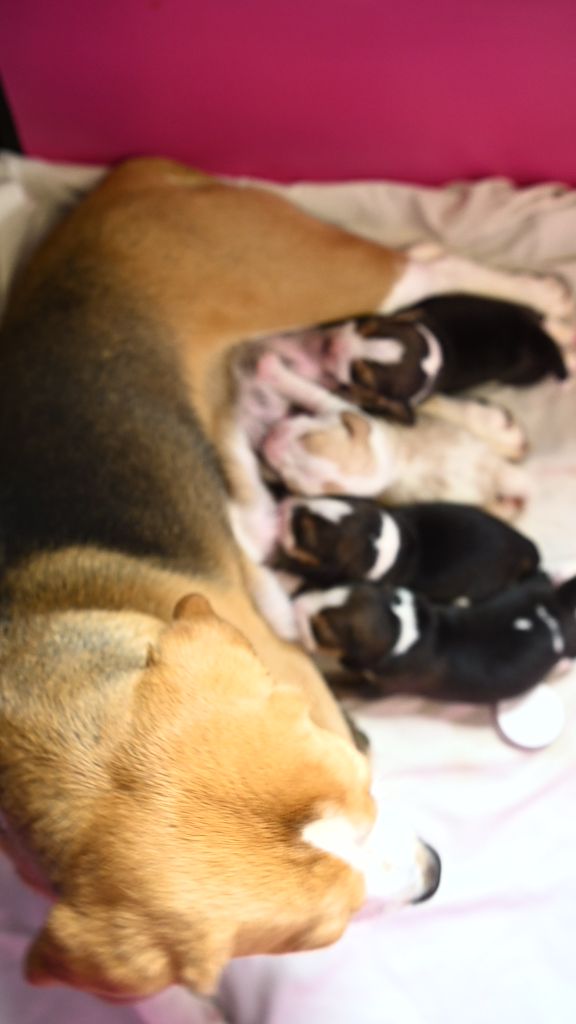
312, 295, 570, 422
261, 402, 529, 520
239, 292, 570, 427
0, 159, 571, 1002
275, 497, 540, 602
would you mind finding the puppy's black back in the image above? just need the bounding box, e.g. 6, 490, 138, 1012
393, 502, 539, 602
415, 294, 567, 391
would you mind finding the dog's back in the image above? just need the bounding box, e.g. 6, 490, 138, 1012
0, 226, 232, 576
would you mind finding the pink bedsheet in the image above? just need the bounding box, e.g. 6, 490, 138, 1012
1, 154, 576, 1024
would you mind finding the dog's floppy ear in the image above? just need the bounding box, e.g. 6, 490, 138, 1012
26, 901, 233, 998
173, 592, 215, 621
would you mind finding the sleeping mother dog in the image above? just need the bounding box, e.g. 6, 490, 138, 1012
0, 159, 572, 1003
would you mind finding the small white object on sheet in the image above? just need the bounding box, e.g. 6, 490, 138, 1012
1, 153, 576, 1024
495, 682, 566, 749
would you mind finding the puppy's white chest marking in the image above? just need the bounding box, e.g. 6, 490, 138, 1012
366, 513, 401, 580
412, 324, 443, 403
535, 604, 565, 654
391, 589, 419, 655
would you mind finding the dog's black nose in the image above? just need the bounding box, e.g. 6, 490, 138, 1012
412, 841, 442, 904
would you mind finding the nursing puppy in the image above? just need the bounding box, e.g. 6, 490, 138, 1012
261, 397, 528, 520
317, 294, 569, 421
276, 497, 539, 601
293, 574, 576, 703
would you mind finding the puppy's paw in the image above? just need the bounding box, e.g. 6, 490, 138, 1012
488, 464, 530, 522
406, 241, 447, 262
471, 401, 528, 461
527, 273, 575, 324
255, 350, 286, 384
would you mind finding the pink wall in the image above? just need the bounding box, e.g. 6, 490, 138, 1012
4, 0, 576, 185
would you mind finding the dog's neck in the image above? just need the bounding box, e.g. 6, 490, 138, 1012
0, 545, 241, 623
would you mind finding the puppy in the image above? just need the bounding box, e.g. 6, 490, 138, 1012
0, 159, 571, 1001
314, 294, 568, 421
275, 497, 540, 601
293, 574, 576, 703
260, 399, 528, 520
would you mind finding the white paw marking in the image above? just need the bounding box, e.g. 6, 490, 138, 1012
471, 403, 528, 461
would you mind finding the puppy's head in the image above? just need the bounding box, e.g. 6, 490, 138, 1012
277, 497, 402, 584
293, 583, 405, 671
262, 410, 395, 497
1, 595, 438, 1002
322, 313, 442, 422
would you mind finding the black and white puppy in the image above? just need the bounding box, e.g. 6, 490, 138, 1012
293, 573, 576, 704
321, 295, 568, 422
276, 497, 539, 602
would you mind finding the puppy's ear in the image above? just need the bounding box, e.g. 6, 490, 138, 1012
26, 901, 232, 998
377, 398, 415, 425
340, 410, 372, 441
390, 308, 422, 324
312, 610, 344, 652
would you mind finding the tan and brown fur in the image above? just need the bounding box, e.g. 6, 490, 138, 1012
0, 159, 419, 1001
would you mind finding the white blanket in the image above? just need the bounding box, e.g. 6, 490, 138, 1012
1, 153, 576, 1024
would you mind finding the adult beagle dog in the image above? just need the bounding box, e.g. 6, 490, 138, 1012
0, 159, 571, 1002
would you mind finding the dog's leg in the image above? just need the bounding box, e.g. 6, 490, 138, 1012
422, 394, 528, 461
381, 243, 575, 324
